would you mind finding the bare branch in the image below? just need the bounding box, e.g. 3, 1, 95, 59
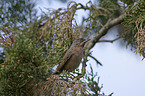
85, 14, 125, 53
88, 54, 102, 66
98, 37, 120, 43
79, 14, 125, 78
77, 3, 111, 17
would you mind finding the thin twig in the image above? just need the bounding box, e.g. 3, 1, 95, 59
77, 3, 112, 17
88, 54, 102, 66
97, 37, 120, 43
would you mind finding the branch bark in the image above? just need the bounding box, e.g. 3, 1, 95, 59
77, 14, 125, 78
75, 14, 125, 79
98, 37, 120, 43
86, 14, 125, 52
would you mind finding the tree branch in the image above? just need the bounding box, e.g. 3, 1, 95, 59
86, 14, 125, 52
75, 14, 125, 79
97, 37, 120, 43
77, 3, 111, 17
88, 54, 102, 66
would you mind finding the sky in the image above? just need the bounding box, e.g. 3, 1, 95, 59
37, 0, 145, 96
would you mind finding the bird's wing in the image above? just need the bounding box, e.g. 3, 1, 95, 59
56, 47, 74, 72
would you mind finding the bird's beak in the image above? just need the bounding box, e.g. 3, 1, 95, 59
83, 39, 90, 43
86, 39, 90, 42
80, 39, 90, 47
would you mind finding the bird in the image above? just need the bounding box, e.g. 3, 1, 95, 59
53, 38, 89, 75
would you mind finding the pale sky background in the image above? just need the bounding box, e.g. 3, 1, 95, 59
37, 0, 145, 96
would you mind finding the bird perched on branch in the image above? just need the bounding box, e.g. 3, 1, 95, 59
53, 38, 89, 75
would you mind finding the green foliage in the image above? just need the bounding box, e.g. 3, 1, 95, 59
0, 1, 84, 95
0, 0, 37, 67
0, 33, 49, 95
121, 0, 145, 50
0, 0, 144, 95
33, 75, 87, 96
120, 0, 137, 5
0, 0, 37, 27
99, 0, 122, 18
0, 1, 111, 95
0, 51, 5, 64
84, 65, 113, 96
